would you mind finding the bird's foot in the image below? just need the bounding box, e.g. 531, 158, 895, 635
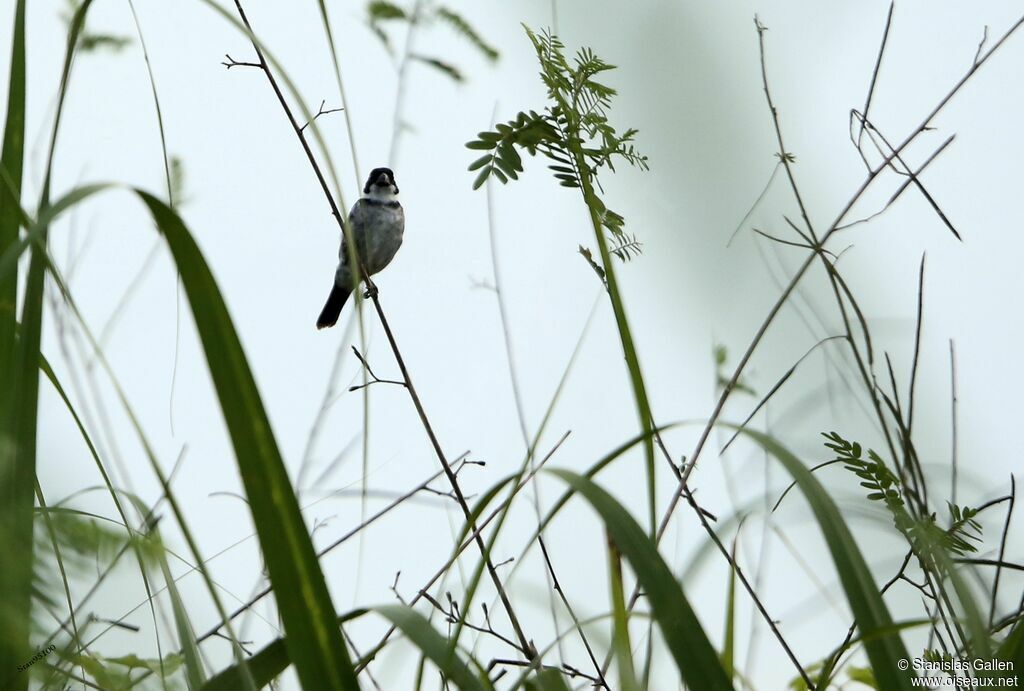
363, 283, 379, 300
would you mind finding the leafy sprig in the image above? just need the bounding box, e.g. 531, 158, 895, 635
466, 27, 649, 265
436, 7, 499, 62
366, 1, 497, 81
60, 0, 131, 53
822, 432, 983, 565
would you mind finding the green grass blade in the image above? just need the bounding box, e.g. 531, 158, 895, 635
200, 609, 368, 691
0, 177, 45, 691
0, 0, 25, 389
135, 191, 358, 690
0, 182, 114, 284
524, 669, 571, 691
607, 537, 640, 691
155, 531, 207, 688
374, 604, 492, 691
722, 536, 738, 681
549, 470, 734, 691
732, 428, 913, 691
0, 0, 28, 682
200, 638, 290, 691
997, 620, 1024, 680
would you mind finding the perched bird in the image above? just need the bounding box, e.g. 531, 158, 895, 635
316, 167, 405, 329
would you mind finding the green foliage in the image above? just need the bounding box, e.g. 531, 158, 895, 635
374, 605, 492, 691
466, 27, 649, 264
60, 0, 131, 53
823, 432, 983, 566
524, 669, 572, 691
64, 651, 183, 690
365, 1, 498, 73
734, 427, 913, 690
467, 110, 557, 188
823, 432, 904, 508
366, 0, 406, 50
367, 0, 406, 21
410, 54, 463, 82
714, 345, 756, 396
789, 661, 878, 691
169, 155, 188, 207
922, 648, 952, 665
34, 508, 161, 573
843, 665, 879, 689
436, 7, 499, 62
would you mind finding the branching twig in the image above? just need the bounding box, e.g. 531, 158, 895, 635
221, 53, 260, 69
348, 346, 405, 391
421, 592, 525, 656
486, 657, 605, 687
355, 433, 569, 672
299, 99, 345, 132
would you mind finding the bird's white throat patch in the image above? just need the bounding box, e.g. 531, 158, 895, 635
365, 186, 398, 202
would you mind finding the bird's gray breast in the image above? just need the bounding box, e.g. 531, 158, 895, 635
360, 201, 404, 274
339, 198, 405, 281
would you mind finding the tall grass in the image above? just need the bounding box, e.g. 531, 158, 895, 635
2, 2, 1023, 690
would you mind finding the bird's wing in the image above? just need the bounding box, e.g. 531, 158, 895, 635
348, 198, 368, 230
338, 199, 367, 263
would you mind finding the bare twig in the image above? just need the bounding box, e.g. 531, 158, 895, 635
728, 162, 781, 246
536, 535, 609, 688
855, 2, 895, 154
421, 593, 525, 656
990, 476, 1016, 626
221, 53, 260, 69
299, 99, 345, 132
348, 346, 406, 391
974, 26, 989, 66
355, 433, 569, 672
754, 15, 819, 245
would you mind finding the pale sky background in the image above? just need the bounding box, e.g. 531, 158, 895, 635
5, 1, 1024, 688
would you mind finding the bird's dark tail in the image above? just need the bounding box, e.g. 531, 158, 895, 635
316, 284, 350, 330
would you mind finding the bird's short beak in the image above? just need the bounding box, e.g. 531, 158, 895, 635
377, 173, 391, 185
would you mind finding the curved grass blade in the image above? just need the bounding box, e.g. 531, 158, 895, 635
0, 181, 114, 284
997, 620, 1024, 679
723, 536, 739, 681
731, 427, 913, 690
199, 639, 288, 691
374, 604, 492, 691
524, 669, 571, 691
197, 607, 361, 691
549, 470, 734, 691
135, 191, 358, 690
156, 532, 207, 688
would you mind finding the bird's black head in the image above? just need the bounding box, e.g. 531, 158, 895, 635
364, 167, 399, 195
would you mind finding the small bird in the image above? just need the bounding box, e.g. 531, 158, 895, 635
317, 167, 405, 329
